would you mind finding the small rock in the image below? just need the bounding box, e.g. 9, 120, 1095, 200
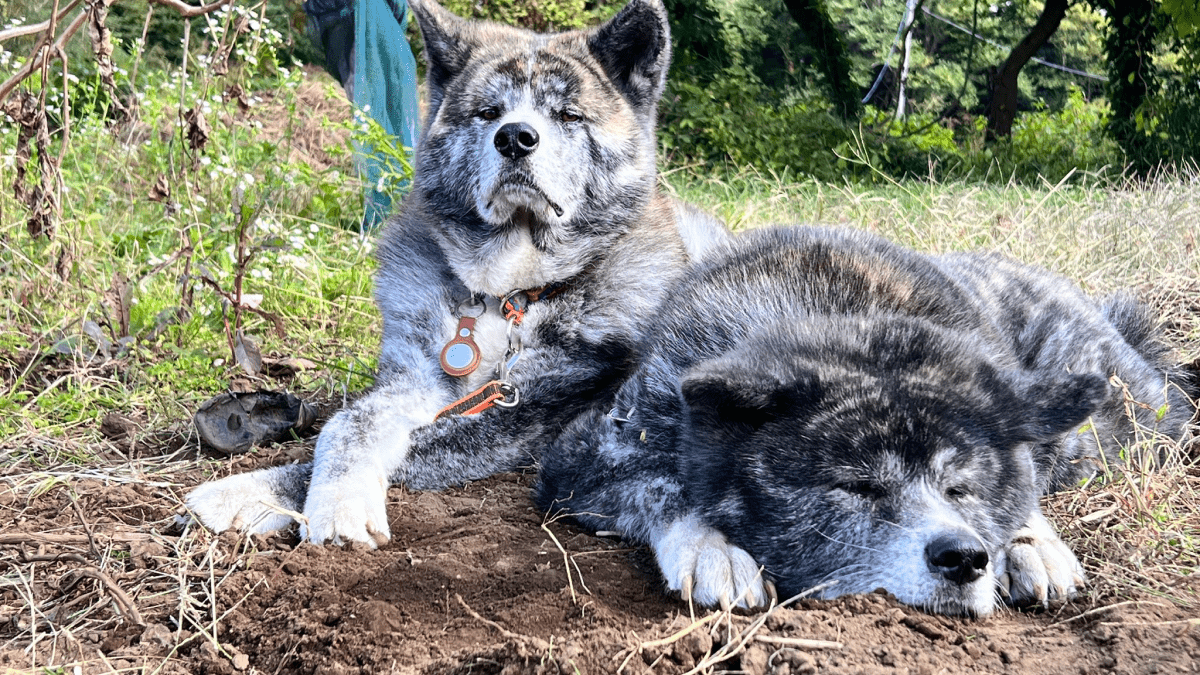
739, 643, 771, 675
140, 624, 173, 650
99, 412, 140, 443
232, 653, 250, 671
1000, 648, 1021, 664
902, 616, 946, 641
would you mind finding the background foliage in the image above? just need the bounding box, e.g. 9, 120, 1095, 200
3, 0, 1200, 186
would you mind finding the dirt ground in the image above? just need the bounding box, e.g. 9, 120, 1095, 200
1, 428, 1198, 675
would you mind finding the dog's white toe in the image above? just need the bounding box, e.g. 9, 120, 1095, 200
1001, 510, 1086, 607
301, 471, 391, 547
653, 515, 768, 609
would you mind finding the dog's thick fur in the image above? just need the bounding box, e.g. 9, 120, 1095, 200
536, 226, 1192, 616
186, 0, 725, 545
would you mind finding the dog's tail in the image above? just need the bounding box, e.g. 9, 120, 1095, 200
1102, 290, 1198, 410
1102, 292, 1171, 365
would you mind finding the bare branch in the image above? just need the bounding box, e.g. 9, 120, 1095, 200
0, 0, 83, 43
0, 0, 235, 105
148, 0, 235, 19
0, 7, 89, 105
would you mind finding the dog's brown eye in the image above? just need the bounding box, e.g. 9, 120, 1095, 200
560, 111, 581, 123
479, 107, 500, 121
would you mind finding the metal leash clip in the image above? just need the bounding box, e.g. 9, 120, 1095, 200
495, 300, 524, 408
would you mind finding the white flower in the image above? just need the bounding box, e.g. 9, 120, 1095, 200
280, 253, 312, 270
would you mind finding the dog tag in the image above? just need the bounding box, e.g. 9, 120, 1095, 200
440, 316, 482, 377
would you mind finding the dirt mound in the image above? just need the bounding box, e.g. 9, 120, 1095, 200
1, 454, 1197, 674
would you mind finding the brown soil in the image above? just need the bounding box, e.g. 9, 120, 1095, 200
1, 439, 1197, 675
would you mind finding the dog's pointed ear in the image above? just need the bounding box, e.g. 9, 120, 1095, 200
409, 0, 473, 112
680, 365, 819, 432
587, 0, 672, 112
1010, 372, 1108, 442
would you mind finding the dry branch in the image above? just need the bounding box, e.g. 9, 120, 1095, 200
454, 593, 552, 651
150, 0, 235, 19
0, 532, 154, 546
0, 0, 84, 43
0, 8, 89, 105
60, 567, 145, 626
754, 634, 844, 650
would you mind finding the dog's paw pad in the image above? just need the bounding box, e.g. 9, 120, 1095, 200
1001, 512, 1086, 608
301, 472, 391, 548
654, 515, 768, 609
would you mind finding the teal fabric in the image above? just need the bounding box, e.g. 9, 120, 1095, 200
354, 0, 420, 229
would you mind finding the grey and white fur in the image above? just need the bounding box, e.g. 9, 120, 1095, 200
535, 226, 1193, 616
186, 0, 726, 545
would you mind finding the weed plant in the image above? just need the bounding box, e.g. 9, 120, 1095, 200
1, 5, 383, 459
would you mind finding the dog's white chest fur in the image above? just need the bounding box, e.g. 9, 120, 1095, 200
460, 225, 549, 298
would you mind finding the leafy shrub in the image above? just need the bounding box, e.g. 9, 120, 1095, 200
660, 67, 853, 182
440, 0, 619, 30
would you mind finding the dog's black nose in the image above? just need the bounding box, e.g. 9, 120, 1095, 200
925, 533, 989, 585
494, 122, 539, 159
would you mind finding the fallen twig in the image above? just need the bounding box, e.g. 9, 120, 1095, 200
60, 567, 145, 626
541, 520, 580, 604
0, 532, 152, 546
754, 634, 844, 650
641, 611, 722, 652
1047, 600, 1168, 627
70, 496, 100, 559
19, 553, 87, 564
454, 593, 551, 651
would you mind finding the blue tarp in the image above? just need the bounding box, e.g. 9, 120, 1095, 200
354, 0, 419, 228
306, 0, 420, 229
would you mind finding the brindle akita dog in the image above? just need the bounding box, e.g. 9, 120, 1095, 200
536, 226, 1193, 616
187, 0, 727, 545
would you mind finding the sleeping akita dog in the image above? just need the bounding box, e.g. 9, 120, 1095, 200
536, 226, 1193, 616
186, 0, 728, 544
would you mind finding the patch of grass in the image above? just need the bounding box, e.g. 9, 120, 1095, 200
664, 166, 1200, 357
0, 9, 384, 465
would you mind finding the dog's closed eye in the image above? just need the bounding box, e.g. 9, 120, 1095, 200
834, 481, 887, 500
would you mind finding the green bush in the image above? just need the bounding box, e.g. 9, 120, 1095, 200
661, 71, 1121, 186
660, 67, 853, 182
439, 0, 619, 31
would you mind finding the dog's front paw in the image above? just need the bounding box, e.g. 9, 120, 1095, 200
301, 470, 391, 547
999, 510, 1086, 608
653, 515, 769, 609
185, 465, 306, 535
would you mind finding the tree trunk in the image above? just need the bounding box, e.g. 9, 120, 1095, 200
782, 0, 861, 121
984, 0, 1069, 141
